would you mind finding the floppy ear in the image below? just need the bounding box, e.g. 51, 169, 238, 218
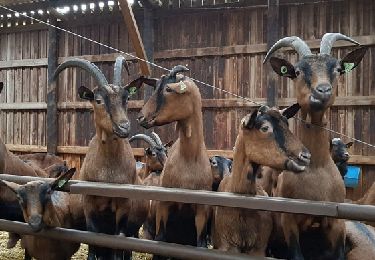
0, 180, 20, 194
340, 46, 368, 74
269, 57, 297, 79
282, 103, 301, 119
78, 86, 94, 101
0, 82, 4, 94
50, 168, 76, 191
346, 142, 354, 148
242, 109, 258, 129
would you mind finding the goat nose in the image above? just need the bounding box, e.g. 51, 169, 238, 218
29, 215, 43, 232
298, 150, 311, 165
118, 121, 130, 131
316, 84, 332, 95
137, 114, 145, 123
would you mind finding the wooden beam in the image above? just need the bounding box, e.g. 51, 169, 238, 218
118, 0, 151, 75
266, 0, 279, 107
46, 20, 59, 154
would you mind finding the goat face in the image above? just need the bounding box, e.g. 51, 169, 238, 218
209, 156, 232, 191
79, 85, 131, 138
0, 168, 75, 232
145, 147, 166, 171
242, 105, 311, 173
330, 138, 353, 164
137, 65, 194, 128
265, 34, 367, 114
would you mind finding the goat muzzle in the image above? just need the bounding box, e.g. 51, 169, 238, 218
29, 215, 43, 232
113, 121, 130, 138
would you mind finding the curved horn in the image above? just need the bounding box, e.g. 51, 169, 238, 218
320, 33, 360, 55
52, 58, 108, 88
150, 132, 163, 147
129, 134, 157, 147
263, 36, 312, 63
168, 65, 189, 80
113, 56, 130, 86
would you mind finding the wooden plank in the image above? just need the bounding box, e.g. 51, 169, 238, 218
118, 0, 151, 75
0, 58, 48, 69
46, 21, 59, 154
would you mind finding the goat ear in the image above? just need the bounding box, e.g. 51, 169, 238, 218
78, 86, 94, 101
282, 103, 301, 119
166, 81, 189, 94
50, 168, 76, 191
269, 57, 297, 79
0, 82, 4, 94
242, 109, 258, 129
346, 142, 354, 148
340, 46, 368, 74
0, 180, 20, 194
126, 76, 158, 93
164, 140, 174, 148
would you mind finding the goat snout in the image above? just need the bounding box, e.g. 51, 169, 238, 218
313, 84, 332, 101
298, 150, 311, 166
113, 121, 130, 138
342, 152, 350, 161
29, 215, 43, 232
137, 114, 153, 129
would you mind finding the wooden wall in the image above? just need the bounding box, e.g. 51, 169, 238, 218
0, 0, 374, 200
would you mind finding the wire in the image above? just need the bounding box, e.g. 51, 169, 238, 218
0, 4, 374, 149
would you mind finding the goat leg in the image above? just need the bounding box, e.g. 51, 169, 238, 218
281, 213, 304, 260
325, 219, 346, 260
155, 202, 169, 242
113, 204, 131, 260
195, 204, 209, 247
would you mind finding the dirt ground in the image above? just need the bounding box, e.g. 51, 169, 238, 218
0, 231, 151, 260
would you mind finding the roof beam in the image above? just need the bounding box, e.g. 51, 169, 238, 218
118, 0, 151, 76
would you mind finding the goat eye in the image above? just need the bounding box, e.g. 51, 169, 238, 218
165, 86, 173, 93
152, 152, 156, 157
295, 70, 300, 77
95, 99, 102, 105
260, 126, 269, 132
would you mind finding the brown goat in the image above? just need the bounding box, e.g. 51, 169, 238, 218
137, 65, 213, 250
52, 56, 139, 259
213, 105, 310, 256
19, 153, 68, 178
265, 33, 367, 259
0, 168, 81, 260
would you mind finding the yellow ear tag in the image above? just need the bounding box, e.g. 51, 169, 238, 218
58, 179, 67, 188
344, 63, 355, 73
179, 82, 187, 93
280, 65, 288, 75
128, 86, 137, 96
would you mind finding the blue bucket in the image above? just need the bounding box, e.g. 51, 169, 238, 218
344, 166, 361, 188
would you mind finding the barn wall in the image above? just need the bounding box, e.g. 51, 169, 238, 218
0, 0, 374, 200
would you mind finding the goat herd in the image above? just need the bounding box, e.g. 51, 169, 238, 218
0, 32, 374, 260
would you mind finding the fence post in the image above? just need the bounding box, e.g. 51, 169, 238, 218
47, 19, 59, 154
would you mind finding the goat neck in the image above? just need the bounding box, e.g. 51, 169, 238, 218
175, 95, 205, 160
230, 134, 257, 194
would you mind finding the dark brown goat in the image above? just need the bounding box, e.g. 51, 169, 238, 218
137, 65, 213, 250
265, 33, 367, 259
0, 168, 81, 260
52, 56, 139, 259
213, 105, 310, 256
330, 138, 353, 178
209, 155, 232, 192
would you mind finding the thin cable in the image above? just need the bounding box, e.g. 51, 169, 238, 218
0, 4, 373, 148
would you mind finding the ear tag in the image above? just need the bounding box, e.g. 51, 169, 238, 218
57, 179, 68, 188
128, 86, 137, 96
343, 62, 355, 73
179, 82, 187, 93
280, 66, 288, 75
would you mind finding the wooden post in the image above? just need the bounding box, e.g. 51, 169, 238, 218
266, 0, 279, 107
47, 20, 59, 154
118, 0, 151, 76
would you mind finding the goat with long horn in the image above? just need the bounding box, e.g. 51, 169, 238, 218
264, 33, 367, 259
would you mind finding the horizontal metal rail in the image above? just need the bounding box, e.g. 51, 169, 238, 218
1, 174, 375, 221
0, 219, 268, 260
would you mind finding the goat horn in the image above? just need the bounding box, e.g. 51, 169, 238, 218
320, 33, 360, 55
129, 134, 157, 147
263, 36, 312, 63
52, 58, 108, 88
150, 132, 163, 147
113, 56, 130, 87
168, 65, 189, 80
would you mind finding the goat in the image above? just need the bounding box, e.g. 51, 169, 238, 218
264, 33, 367, 259
209, 155, 232, 192
345, 221, 375, 260
212, 105, 310, 256
330, 138, 353, 178
137, 65, 213, 251
52, 56, 140, 260
19, 153, 68, 178
0, 168, 81, 260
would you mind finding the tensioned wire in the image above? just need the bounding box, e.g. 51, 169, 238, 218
0, 4, 374, 149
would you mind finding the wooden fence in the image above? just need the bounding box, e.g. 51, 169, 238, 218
0, 0, 374, 200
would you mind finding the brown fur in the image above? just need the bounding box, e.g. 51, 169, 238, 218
257, 166, 280, 197
19, 153, 68, 178
213, 108, 308, 256
345, 221, 375, 260
354, 183, 375, 227
139, 73, 212, 247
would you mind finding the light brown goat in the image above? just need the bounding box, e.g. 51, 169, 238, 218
137, 65, 213, 249
213, 105, 310, 256
265, 33, 367, 259
52, 56, 138, 259
0, 168, 81, 260
19, 153, 68, 178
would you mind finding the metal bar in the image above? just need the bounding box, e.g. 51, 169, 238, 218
0, 219, 261, 260
1, 174, 375, 221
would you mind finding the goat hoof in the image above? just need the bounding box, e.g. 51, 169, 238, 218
197, 238, 207, 248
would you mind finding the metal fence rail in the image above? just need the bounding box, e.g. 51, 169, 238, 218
1, 174, 375, 221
